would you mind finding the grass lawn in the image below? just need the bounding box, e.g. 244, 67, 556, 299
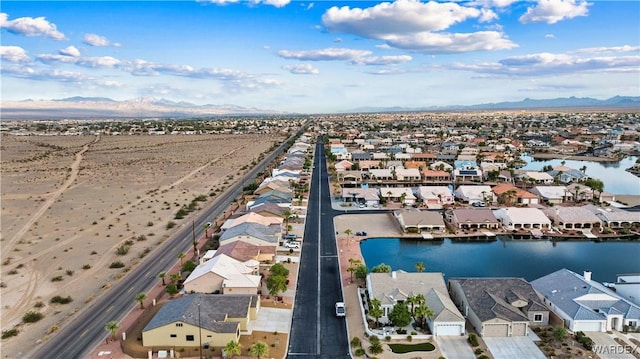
388, 342, 436, 354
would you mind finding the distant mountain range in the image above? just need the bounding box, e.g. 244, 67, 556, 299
351, 96, 640, 113
1, 95, 638, 119
0, 97, 286, 119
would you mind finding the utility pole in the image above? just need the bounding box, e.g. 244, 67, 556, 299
198, 303, 203, 359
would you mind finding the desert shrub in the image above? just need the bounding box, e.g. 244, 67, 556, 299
166, 221, 176, 229
50, 295, 73, 304
109, 261, 125, 269
350, 337, 361, 347
468, 333, 479, 347
136, 235, 147, 241
385, 335, 391, 341
66, 270, 74, 276
147, 221, 154, 227
82, 264, 91, 270
354, 348, 366, 357
477, 355, 490, 359
8, 269, 18, 275
475, 348, 483, 355
51, 276, 63, 282
34, 301, 45, 308
22, 311, 44, 323
2, 328, 19, 339
116, 245, 130, 256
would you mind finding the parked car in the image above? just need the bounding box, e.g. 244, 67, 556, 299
283, 233, 297, 240
335, 302, 346, 317
358, 203, 366, 208
284, 241, 300, 249
472, 201, 486, 207
355, 231, 368, 236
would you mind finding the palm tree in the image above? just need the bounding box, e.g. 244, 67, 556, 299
105, 321, 119, 342
580, 165, 587, 174
369, 298, 383, 328
386, 190, 392, 203
415, 302, 435, 329
224, 340, 242, 359
347, 258, 362, 282
282, 209, 292, 234
170, 272, 182, 284
134, 292, 147, 309
415, 261, 426, 273
177, 252, 186, 265
344, 228, 353, 240
158, 271, 166, 286
406, 295, 418, 320
249, 341, 269, 359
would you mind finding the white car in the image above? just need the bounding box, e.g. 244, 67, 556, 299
284, 241, 300, 249
335, 302, 346, 317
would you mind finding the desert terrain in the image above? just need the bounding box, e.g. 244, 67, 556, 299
0, 132, 284, 357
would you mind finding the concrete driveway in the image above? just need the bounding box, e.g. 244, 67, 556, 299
588, 332, 636, 359
484, 336, 546, 359
252, 307, 292, 334
436, 336, 475, 359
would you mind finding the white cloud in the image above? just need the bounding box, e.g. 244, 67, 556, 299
575, 45, 640, 54
321, 0, 515, 54
1, 45, 30, 62
352, 55, 413, 66
385, 31, 517, 53
36, 54, 78, 64
468, 0, 519, 7
545, 33, 555, 39
2, 66, 91, 82
260, 0, 291, 8
277, 48, 372, 61
283, 64, 319, 74
449, 52, 640, 76
520, 0, 590, 24
59, 46, 80, 57
0, 12, 65, 40
198, 0, 290, 7
36, 54, 121, 68
83, 33, 120, 47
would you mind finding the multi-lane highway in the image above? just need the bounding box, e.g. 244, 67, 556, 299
288, 137, 350, 359
28, 130, 301, 359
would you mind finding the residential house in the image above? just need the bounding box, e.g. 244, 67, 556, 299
416, 186, 454, 206
493, 207, 551, 230
183, 254, 261, 294
612, 274, 640, 307
454, 185, 494, 204
518, 171, 555, 185
380, 187, 417, 206
248, 202, 285, 218
369, 168, 394, 181
142, 294, 260, 348
532, 269, 640, 332
404, 161, 427, 170
529, 186, 572, 204
448, 278, 549, 337
583, 205, 640, 229
338, 170, 363, 188
215, 241, 275, 265
547, 168, 589, 184
542, 206, 602, 230
393, 209, 446, 233
366, 271, 465, 336
395, 168, 421, 181
445, 208, 501, 230
492, 183, 539, 206
429, 161, 454, 172
359, 160, 381, 171
220, 212, 283, 232
421, 170, 451, 183
218, 223, 279, 247
334, 160, 353, 172
340, 188, 380, 207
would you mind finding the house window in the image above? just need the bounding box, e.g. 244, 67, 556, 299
534, 314, 543, 322
186, 335, 195, 341
176, 323, 183, 327
170, 334, 177, 338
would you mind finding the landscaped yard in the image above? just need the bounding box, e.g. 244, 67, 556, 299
388, 342, 436, 354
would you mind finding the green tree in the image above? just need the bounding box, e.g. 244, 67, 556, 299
158, 271, 166, 286
347, 258, 363, 282
368, 340, 383, 355
371, 263, 392, 273
266, 275, 288, 298
134, 292, 147, 309
406, 295, 418, 320
177, 252, 186, 265
355, 264, 368, 282
414, 302, 434, 328
553, 325, 567, 341
388, 302, 412, 328
415, 261, 426, 273
269, 263, 290, 277
369, 298, 383, 328
344, 228, 353, 239
170, 272, 182, 284
181, 260, 197, 273
249, 341, 269, 359
282, 209, 292, 234
105, 321, 119, 341
224, 340, 242, 358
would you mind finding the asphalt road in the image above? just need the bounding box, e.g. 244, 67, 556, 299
288, 137, 350, 359
28, 129, 303, 359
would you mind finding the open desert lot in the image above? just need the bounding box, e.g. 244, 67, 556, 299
0, 132, 284, 356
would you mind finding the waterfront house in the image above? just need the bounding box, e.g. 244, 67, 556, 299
337, 170, 363, 188
393, 209, 446, 233
454, 185, 493, 204
380, 187, 417, 206
532, 269, 640, 332
416, 186, 454, 206
341, 188, 380, 207
491, 183, 539, 206
529, 186, 572, 204
395, 168, 421, 181
445, 208, 501, 230
448, 278, 549, 337
547, 168, 589, 184
612, 274, 640, 307
518, 171, 555, 185
421, 170, 451, 183
542, 206, 602, 231
366, 271, 465, 336
429, 161, 453, 172
142, 294, 259, 348
369, 168, 394, 181
183, 254, 260, 294
583, 205, 640, 229
492, 207, 551, 231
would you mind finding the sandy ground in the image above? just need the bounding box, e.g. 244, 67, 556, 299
0, 133, 283, 358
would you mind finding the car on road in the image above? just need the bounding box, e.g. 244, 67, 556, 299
284, 241, 300, 249
335, 302, 346, 317
358, 203, 366, 208
472, 201, 486, 207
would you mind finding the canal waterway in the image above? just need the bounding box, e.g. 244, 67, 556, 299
520, 154, 639, 195
360, 237, 640, 283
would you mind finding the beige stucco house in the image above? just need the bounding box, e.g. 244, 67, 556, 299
183, 254, 261, 294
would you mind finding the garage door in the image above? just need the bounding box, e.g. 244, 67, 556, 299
512, 323, 527, 336
483, 323, 509, 337
436, 324, 463, 336
574, 321, 603, 332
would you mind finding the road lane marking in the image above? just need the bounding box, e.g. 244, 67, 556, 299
80, 329, 88, 337
127, 287, 133, 293
106, 305, 114, 313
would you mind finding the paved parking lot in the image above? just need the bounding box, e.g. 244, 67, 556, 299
484, 336, 546, 359
436, 336, 475, 359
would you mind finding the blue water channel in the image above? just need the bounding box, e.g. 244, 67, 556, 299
360, 237, 640, 283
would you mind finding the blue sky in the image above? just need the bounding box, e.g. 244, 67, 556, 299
1, 0, 639, 113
